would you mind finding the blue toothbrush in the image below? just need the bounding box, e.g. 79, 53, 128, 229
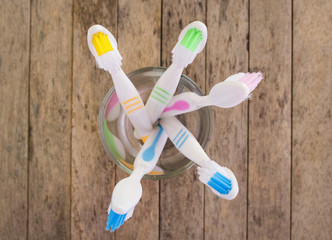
160, 117, 239, 200
106, 124, 168, 231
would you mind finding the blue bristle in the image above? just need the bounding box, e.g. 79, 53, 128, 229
106, 210, 114, 227
210, 176, 231, 190
207, 172, 232, 195
214, 172, 232, 184
212, 173, 232, 189
106, 209, 127, 232
208, 180, 229, 194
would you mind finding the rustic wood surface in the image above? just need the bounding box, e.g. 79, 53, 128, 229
292, 0, 332, 239
248, 0, 292, 239
0, 0, 331, 239
29, 0, 73, 239
0, 1, 29, 239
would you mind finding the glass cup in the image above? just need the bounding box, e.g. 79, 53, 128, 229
99, 67, 211, 180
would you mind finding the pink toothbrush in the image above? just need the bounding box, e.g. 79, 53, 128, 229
161, 72, 263, 117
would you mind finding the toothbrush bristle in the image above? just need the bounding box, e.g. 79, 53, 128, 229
92, 32, 113, 56
238, 72, 263, 93
180, 28, 203, 52
106, 209, 127, 232
197, 161, 236, 198
207, 172, 232, 195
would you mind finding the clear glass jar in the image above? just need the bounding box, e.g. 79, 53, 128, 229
99, 67, 211, 180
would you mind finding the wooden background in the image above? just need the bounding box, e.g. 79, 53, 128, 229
1, 0, 331, 239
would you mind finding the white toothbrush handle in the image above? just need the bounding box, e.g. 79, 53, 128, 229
160, 92, 207, 118
110, 69, 153, 137
131, 125, 168, 180
145, 63, 184, 124
160, 117, 210, 166
160, 78, 250, 118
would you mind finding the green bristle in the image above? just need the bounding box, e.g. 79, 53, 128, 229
180, 28, 203, 52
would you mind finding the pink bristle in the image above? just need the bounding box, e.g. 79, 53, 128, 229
238, 72, 263, 93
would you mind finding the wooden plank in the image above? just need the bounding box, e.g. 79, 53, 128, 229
71, 0, 117, 239
115, 0, 161, 239
0, 0, 29, 239
292, 0, 332, 239
29, 0, 72, 238
160, 1, 206, 239
248, 0, 291, 239
205, 0, 248, 239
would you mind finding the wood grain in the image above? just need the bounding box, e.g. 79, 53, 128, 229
115, 0, 161, 239
2, 1, 332, 239
71, 0, 117, 239
29, 0, 72, 238
0, 0, 29, 239
248, 0, 292, 239
292, 0, 332, 239
205, 0, 248, 239
160, 1, 206, 240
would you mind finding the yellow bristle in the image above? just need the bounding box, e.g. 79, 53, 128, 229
92, 32, 113, 56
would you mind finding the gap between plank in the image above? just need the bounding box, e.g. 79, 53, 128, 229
246, 0, 250, 239
70, 1, 75, 239
290, 0, 294, 239
27, 0, 33, 239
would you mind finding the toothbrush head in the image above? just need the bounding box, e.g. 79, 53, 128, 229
106, 206, 135, 232
197, 161, 238, 200
172, 21, 207, 68
180, 27, 203, 52
106, 177, 142, 231
87, 25, 122, 71
209, 72, 263, 108
209, 80, 250, 108
106, 208, 130, 232
92, 32, 114, 56
237, 72, 263, 93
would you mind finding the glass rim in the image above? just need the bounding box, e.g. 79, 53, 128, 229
98, 66, 212, 180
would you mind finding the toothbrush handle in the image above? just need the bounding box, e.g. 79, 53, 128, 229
133, 125, 168, 178
160, 117, 210, 166
145, 63, 183, 124
160, 92, 209, 118
161, 79, 252, 118
110, 69, 153, 137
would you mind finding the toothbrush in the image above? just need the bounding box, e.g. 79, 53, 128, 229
106, 124, 168, 231
103, 119, 126, 160
144, 21, 207, 125
161, 72, 263, 117
88, 25, 153, 137
105, 92, 121, 122
160, 117, 238, 200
